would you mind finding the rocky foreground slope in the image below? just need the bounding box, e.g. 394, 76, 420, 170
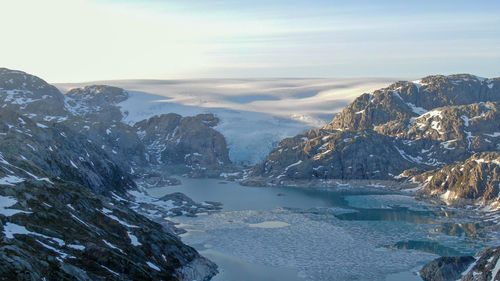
0, 107, 217, 280
0, 68, 222, 279
249, 74, 500, 206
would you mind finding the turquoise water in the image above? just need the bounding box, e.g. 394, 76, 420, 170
148, 178, 489, 281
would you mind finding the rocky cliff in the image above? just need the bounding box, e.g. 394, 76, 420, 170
134, 113, 231, 173
250, 74, 500, 205
418, 152, 499, 208
0, 68, 219, 280
0, 68, 67, 121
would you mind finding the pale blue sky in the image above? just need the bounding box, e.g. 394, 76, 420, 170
1, 0, 499, 81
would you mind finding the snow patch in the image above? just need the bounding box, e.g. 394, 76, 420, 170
128, 231, 142, 246
284, 160, 303, 171
0, 195, 30, 216
249, 221, 291, 228
146, 261, 161, 271
484, 132, 500, 137
0, 175, 25, 186
490, 257, 500, 281
2, 222, 34, 239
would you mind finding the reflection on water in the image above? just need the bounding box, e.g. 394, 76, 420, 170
334, 206, 436, 224
387, 240, 461, 256
437, 222, 483, 239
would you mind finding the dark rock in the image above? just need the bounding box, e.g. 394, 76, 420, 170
420, 256, 475, 281
420, 246, 500, 281
420, 152, 500, 204
134, 113, 231, 171
0, 68, 220, 280
462, 246, 500, 281
65, 85, 128, 122
0, 68, 67, 120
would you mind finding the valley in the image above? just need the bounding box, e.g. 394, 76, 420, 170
0, 68, 499, 281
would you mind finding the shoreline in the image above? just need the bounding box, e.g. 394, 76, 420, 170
237, 176, 421, 191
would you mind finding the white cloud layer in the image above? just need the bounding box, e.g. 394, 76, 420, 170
1, 0, 499, 82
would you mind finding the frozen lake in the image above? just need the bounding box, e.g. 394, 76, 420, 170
147, 178, 488, 281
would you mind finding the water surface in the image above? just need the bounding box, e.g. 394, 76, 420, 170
148, 178, 489, 281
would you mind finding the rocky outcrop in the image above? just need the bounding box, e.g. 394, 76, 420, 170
62, 84, 232, 175
326, 75, 499, 132
65, 85, 128, 122
420, 246, 500, 281
67, 117, 149, 174
0, 179, 217, 280
0, 68, 221, 280
253, 130, 421, 182
0, 112, 218, 280
134, 113, 231, 173
419, 152, 500, 206
250, 74, 500, 194
0, 68, 67, 120
0, 67, 233, 179
419, 256, 475, 281
0, 107, 134, 195
462, 247, 500, 281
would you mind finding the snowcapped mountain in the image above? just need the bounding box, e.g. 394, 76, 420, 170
248, 74, 500, 206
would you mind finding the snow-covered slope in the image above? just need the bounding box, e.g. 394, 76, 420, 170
56, 78, 393, 164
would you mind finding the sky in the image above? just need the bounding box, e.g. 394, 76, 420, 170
1, 0, 499, 82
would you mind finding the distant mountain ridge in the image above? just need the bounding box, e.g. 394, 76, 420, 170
55, 77, 393, 165
249, 74, 500, 207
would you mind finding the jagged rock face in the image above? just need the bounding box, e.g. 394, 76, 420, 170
63, 85, 232, 173
420, 152, 500, 203
0, 180, 217, 280
0, 68, 66, 120
462, 247, 500, 281
0, 69, 219, 280
134, 113, 231, 170
404, 102, 499, 144
411, 75, 500, 109
0, 108, 134, 195
420, 246, 500, 281
419, 256, 475, 281
66, 118, 149, 174
252, 74, 500, 184
64, 86, 151, 173
324, 90, 415, 132
326, 75, 499, 132
253, 130, 419, 181
65, 85, 128, 122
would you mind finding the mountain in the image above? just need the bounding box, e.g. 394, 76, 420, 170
249, 74, 500, 205
0, 68, 235, 178
0, 68, 219, 279
0, 68, 66, 120
134, 113, 230, 175
62, 84, 232, 176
